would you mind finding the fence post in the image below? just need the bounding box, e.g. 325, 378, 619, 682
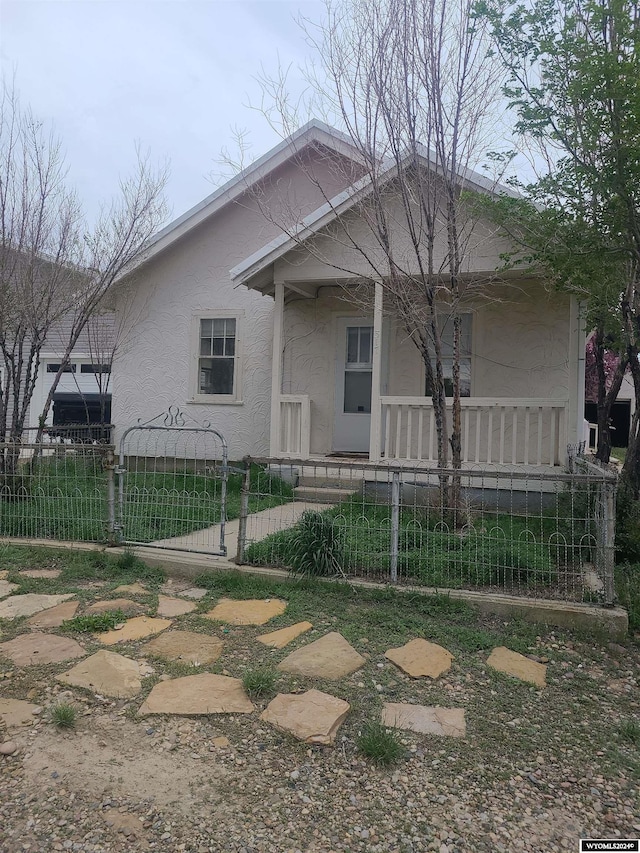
236, 457, 251, 564
390, 470, 400, 584
103, 447, 118, 546
601, 479, 616, 607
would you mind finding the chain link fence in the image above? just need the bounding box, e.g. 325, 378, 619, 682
237, 456, 618, 604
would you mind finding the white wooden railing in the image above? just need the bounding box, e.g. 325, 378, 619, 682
379, 397, 568, 466
279, 395, 311, 458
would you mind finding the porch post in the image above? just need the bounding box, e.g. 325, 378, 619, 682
369, 281, 383, 462
569, 296, 587, 454
270, 282, 284, 457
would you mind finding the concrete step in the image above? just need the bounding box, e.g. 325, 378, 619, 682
293, 485, 358, 504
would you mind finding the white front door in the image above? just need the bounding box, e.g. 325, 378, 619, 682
333, 318, 373, 453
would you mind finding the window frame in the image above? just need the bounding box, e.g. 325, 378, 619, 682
190, 311, 244, 405
423, 311, 474, 398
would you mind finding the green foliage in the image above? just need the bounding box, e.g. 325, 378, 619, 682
242, 667, 277, 700
0, 460, 292, 544
616, 483, 640, 564
245, 499, 556, 589
285, 510, 347, 578
61, 610, 126, 633
357, 721, 405, 766
59, 549, 164, 585
617, 719, 640, 748
50, 702, 77, 729
616, 563, 640, 632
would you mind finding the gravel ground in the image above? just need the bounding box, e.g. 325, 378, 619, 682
0, 559, 638, 852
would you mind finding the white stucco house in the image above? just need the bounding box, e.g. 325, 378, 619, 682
111, 122, 586, 469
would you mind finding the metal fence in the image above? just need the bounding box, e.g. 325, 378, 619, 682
0, 429, 619, 605
0, 425, 115, 543
236, 456, 618, 604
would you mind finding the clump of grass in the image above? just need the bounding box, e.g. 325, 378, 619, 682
618, 719, 640, 747
287, 511, 347, 578
358, 721, 405, 766
61, 609, 126, 633
242, 667, 277, 700
50, 701, 77, 729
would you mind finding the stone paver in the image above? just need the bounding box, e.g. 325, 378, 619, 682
0, 580, 20, 598
0, 698, 42, 728
384, 638, 453, 679
0, 633, 85, 666
141, 631, 223, 665
0, 594, 74, 619
257, 621, 313, 649
487, 646, 547, 688
0, 570, 7, 580
156, 595, 197, 618
382, 702, 466, 737
27, 600, 79, 629
112, 583, 148, 596
19, 569, 61, 579
98, 616, 172, 645
139, 673, 254, 716
277, 632, 365, 680
85, 598, 145, 616
56, 650, 145, 699
179, 587, 208, 601
205, 597, 287, 626
261, 689, 350, 745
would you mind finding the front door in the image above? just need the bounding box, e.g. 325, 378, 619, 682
333, 318, 373, 453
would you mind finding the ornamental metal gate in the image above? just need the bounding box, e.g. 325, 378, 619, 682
117, 407, 229, 555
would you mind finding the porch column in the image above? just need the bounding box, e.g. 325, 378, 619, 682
369, 281, 383, 462
569, 295, 587, 452
269, 282, 284, 457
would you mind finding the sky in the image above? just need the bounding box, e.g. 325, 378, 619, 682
0, 0, 323, 223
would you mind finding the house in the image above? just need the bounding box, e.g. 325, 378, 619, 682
111, 122, 586, 470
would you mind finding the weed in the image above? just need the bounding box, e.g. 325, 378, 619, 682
618, 719, 640, 747
50, 702, 77, 729
242, 667, 277, 700
286, 511, 347, 578
357, 721, 404, 766
61, 610, 126, 633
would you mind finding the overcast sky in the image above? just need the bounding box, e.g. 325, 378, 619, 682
0, 0, 322, 223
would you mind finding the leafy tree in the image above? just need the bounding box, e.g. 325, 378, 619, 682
476, 0, 640, 487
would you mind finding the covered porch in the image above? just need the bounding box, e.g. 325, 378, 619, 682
265, 279, 582, 469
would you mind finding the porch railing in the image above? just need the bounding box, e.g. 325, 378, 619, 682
279, 395, 311, 458
379, 397, 568, 466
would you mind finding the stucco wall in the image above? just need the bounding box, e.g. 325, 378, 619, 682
112, 150, 353, 459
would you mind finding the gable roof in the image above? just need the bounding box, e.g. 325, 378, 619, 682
131, 121, 364, 270
229, 145, 521, 292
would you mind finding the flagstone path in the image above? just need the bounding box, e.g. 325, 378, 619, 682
0, 573, 550, 760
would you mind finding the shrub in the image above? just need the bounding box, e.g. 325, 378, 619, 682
285, 511, 347, 578
616, 482, 640, 563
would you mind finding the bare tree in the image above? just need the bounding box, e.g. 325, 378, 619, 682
0, 86, 167, 485
242, 0, 504, 503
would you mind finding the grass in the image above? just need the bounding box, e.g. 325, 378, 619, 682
244, 496, 562, 591
242, 666, 277, 700
616, 563, 640, 631
49, 702, 77, 729
61, 610, 127, 633
618, 719, 640, 747
0, 460, 292, 544
358, 721, 405, 766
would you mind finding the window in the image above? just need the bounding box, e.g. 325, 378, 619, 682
425, 313, 472, 397
46, 363, 76, 373
344, 325, 373, 413
197, 317, 238, 397
80, 363, 111, 374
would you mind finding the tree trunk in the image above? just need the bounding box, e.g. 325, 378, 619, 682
621, 344, 640, 496
594, 325, 628, 463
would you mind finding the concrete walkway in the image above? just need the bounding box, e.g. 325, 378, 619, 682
152, 501, 328, 559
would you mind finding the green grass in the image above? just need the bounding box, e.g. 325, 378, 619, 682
244, 497, 560, 590
357, 721, 405, 766
49, 702, 77, 729
616, 563, 640, 631
617, 719, 640, 747
242, 666, 278, 700
0, 461, 292, 544
61, 610, 127, 633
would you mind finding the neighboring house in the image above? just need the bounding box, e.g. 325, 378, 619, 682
112, 122, 586, 469
28, 313, 115, 432
583, 333, 634, 449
